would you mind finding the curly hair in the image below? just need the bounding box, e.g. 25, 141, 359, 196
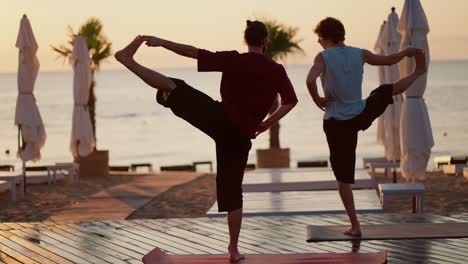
314, 17, 345, 43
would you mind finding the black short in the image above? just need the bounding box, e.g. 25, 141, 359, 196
324, 84, 394, 184
157, 78, 251, 212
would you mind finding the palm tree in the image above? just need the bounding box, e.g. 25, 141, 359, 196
264, 19, 303, 149
52, 18, 112, 149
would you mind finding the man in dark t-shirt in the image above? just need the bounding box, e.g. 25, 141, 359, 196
115, 20, 298, 262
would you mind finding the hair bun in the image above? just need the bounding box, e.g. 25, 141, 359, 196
246, 20, 252, 26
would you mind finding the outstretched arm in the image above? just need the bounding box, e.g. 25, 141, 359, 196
362, 48, 422, 66
142, 35, 198, 59
306, 54, 334, 111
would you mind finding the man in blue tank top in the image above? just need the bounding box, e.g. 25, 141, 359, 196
306, 17, 426, 236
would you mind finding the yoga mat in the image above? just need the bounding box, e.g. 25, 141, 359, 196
307, 223, 468, 242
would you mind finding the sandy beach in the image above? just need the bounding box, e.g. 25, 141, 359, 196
0, 170, 466, 222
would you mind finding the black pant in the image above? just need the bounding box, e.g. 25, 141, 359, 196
324, 84, 394, 183
157, 78, 251, 212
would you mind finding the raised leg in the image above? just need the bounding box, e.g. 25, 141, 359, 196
115, 36, 176, 92
392, 51, 427, 95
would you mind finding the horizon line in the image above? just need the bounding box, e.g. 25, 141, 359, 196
1, 59, 468, 74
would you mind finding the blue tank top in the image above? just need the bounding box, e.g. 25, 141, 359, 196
320, 46, 366, 120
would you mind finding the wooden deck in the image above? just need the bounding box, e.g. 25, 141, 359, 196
208, 190, 383, 216
2, 213, 467, 263
243, 168, 375, 192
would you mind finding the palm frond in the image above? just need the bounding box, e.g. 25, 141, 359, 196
261, 19, 304, 62
51, 17, 112, 70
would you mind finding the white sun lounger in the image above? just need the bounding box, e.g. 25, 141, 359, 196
243, 168, 375, 192
207, 190, 382, 217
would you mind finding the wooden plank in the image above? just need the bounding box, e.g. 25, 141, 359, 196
129, 220, 238, 253
208, 190, 382, 216
0, 251, 22, 264
307, 223, 468, 242
54, 224, 143, 260
10, 229, 93, 264
165, 219, 275, 254
0, 241, 39, 264
176, 218, 286, 254
104, 220, 220, 254
29, 226, 119, 264
0, 234, 55, 264
63, 223, 151, 256
81, 221, 195, 255
40, 225, 133, 263
66, 223, 159, 254
0, 231, 74, 264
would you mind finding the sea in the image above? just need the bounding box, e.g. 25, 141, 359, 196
1, 61, 467, 170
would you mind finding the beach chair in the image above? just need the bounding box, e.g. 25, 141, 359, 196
297, 160, 328, 168
0, 164, 15, 171
378, 183, 424, 214
367, 161, 400, 183
109, 165, 130, 172
0, 178, 17, 201
0, 172, 24, 201
193, 161, 213, 172
49, 162, 80, 183
243, 168, 376, 192
130, 163, 153, 172
362, 157, 387, 168
435, 156, 467, 176
160, 164, 195, 172
207, 189, 382, 216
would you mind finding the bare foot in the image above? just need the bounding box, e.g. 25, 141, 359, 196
115, 36, 144, 64
413, 50, 427, 75
142, 248, 173, 264
228, 246, 245, 263
344, 226, 362, 237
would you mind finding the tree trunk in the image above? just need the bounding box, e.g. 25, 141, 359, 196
268, 95, 280, 149
88, 71, 97, 150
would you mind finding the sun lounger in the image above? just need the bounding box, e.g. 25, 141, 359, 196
435, 155, 467, 176
0, 172, 24, 201
0, 165, 15, 171
434, 155, 467, 167
49, 163, 79, 183
0, 179, 16, 201
378, 183, 424, 214
207, 189, 382, 216
297, 160, 328, 168
362, 157, 388, 168
193, 161, 213, 172
243, 168, 375, 192
109, 165, 130, 172
367, 161, 400, 182
130, 163, 153, 172
160, 164, 195, 172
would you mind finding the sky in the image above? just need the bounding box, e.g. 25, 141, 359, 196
1, 0, 467, 72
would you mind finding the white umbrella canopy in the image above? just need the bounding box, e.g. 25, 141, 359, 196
375, 21, 387, 146
70, 35, 95, 158
398, 0, 434, 181
14, 15, 46, 162
381, 8, 403, 161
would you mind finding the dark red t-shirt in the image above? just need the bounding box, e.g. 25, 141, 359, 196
197, 49, 298, 138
